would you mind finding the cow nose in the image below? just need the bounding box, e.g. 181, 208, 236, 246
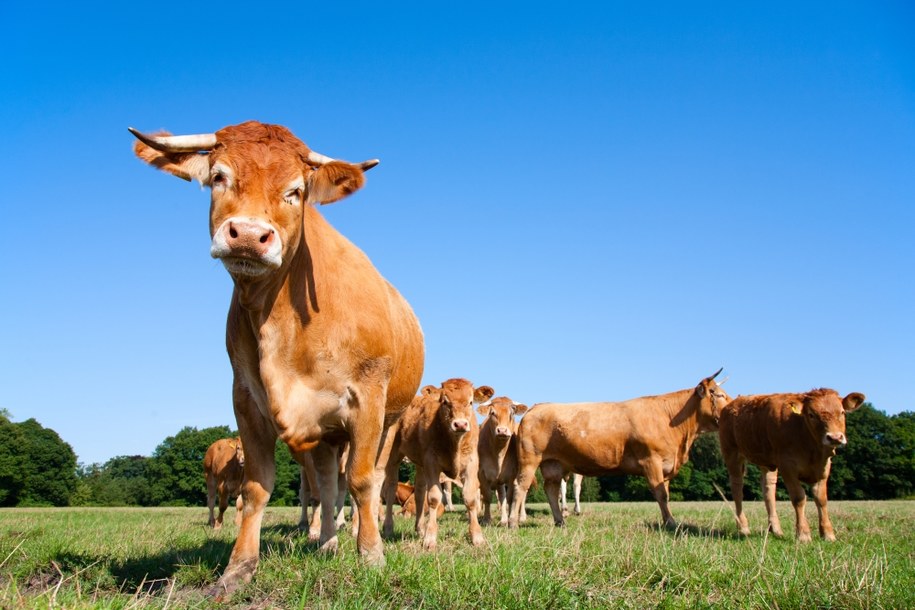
495, 426, 512, 437
452, 419, 470, 433
825, 432, 847, 446
224, 220, 276, 255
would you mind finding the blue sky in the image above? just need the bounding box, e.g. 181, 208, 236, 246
1, 2, 913, 465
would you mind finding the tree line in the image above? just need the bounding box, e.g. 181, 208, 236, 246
0, 403, 912, 508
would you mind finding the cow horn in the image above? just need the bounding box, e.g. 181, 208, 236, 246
307, 151, 380, 172
710, 367, 724, 380
128, 127, 217, 152
716, 375, 730, 386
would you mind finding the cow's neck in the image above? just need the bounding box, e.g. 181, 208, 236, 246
665, 390, 703, 452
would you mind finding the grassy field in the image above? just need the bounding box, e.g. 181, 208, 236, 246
0, 500, 912, 609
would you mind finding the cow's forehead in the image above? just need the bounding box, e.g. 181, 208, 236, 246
441, 378, 474, 402
806, 390, 842, 413
488, 397, 515, 414
213, 121, 311, 178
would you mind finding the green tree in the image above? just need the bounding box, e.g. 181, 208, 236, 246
15, 418, 78, 506
147, 426, 233, 506
76, 456, 152, 506
272, 441, 303, 506
0, 412, 26, 506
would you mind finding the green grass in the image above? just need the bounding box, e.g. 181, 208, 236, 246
1, 501, 912, 608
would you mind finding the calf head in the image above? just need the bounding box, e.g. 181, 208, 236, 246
694, 368, 732, 431
795, 389, 865, 449
130, 121, 377, 282
477, 397, 528, 440
232, 438, 245, 468
435, 379, 495, 436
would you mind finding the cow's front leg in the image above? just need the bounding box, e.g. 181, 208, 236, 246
313, 442, 341, 554
210, 384, 276, 599
422, 471, 444, 550
811, 474, 835, 541
462, 459, 485, 546
761, 468, 783, 537
782, 471, 812, 542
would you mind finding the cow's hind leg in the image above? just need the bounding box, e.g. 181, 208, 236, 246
645, 460, 676, 529
509, 457, 538, 528
761, 468, 783, 537
422, 473, 444, 551
206, 475, 218, 528
540, 460, 565, 527
216, 484, 229, 529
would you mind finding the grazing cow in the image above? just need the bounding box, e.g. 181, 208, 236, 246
382, 379, 494, 549
559, 473, 584, 516
509, 369, 730, 528
476, 396, 528, 525
718, 389, 865, 541
130, 121, 424, 596
204, 438, 245, 529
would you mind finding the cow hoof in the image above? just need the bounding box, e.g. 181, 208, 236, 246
470, 534, 485, 547
798, 532, 812, 543
318, 536, 339, 555
738, 528, 751, 537
823, 533, 837, 542
422, 537, 437, 551
308, 531, 321, 543
209, 558, 257, 600
361, 544, 386, 568
663, 520, 678, 531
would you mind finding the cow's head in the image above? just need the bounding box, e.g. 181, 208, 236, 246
129, 121, 377, 281
794, 389, 865, 449
477, 396, 528, 440
694, 368, 732, 431
231, 438, 245, 468
436, 378, 495, 436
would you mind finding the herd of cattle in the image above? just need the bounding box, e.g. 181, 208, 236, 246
130, 121, 865, 597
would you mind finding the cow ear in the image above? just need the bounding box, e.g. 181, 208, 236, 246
843, 392, 865, 412
421, 385, 439, 397
696, 383, 708, 398
306, 161, 366, 205
133, 136, 211, 184
476, 404, 492, 416
513, 403, 529, 416
474, 385, 496, 404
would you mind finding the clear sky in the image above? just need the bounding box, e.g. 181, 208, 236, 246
1, 2, 913, 465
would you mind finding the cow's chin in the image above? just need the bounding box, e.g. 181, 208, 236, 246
220, 257, 277, 278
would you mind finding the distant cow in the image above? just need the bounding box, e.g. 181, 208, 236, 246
382, 379, 494, 549
204, 438, 245, 529
476, 396, 528, 525
718, 389, 865, 541
131, 121, 424, 596
559, 473, 584, 516
397, 482, 446, 519
510, 369, 730, 528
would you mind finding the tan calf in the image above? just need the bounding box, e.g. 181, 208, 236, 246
476, 397, 528, 526
204, 438, 245, 529
718, 389, 865, 541
382, 379, 494, 549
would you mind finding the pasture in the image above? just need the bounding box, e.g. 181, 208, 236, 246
1, 501, 912, 609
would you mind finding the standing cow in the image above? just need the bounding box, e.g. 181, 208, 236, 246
718, 389, 865, 541
130, 121, 424, 597
382, 379, 494, 550
509, 369, 730, 528
476, 396, 528, 526
204, 438, 245, 529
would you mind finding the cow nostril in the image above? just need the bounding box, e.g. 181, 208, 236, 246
259, 231, 272, 244
229, 226, 238, 239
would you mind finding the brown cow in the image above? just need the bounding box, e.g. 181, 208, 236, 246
718, 389, 865, 541
397, 482, 446, 519
476, 396, 528, 526
204, 438, 245, 529
382, 379, 494, 549
130, 121, 424, 596
509, 369, 730, 528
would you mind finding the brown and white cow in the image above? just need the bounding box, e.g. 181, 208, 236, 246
509, 369, 730, 528
131, 121, 424, 596
476, 396, 528, 526
382, 379, 494, 549
718, 389, 865, 541
204, 438, 245, 529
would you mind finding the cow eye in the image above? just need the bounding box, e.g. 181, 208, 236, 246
284, 188, 303, 205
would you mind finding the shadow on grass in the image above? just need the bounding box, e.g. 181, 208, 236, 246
646, 521, 739, 539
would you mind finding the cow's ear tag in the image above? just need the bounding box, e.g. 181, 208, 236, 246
789, 402, 802, 415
